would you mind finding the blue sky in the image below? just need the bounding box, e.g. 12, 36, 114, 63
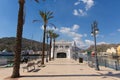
0, 0, 120, 49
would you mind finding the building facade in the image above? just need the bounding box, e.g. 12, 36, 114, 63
51, 40, 77, 59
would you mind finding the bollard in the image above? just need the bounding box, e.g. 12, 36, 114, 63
105, 59, 107, 67
115, 61, 118, 70
79, 58, 83, 63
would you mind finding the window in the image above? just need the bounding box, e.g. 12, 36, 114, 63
60, 46, 63, 48
65, 46, 69, 48
55, 46, 58, 48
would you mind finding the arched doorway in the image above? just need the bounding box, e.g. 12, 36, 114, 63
57, 52, 67, 58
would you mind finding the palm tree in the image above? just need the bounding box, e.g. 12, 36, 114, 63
39, 11, 54, 65
48, 30, 54, 61
11, 0, 25, 78
52, 33, 59, 60
11, 0, 40, 78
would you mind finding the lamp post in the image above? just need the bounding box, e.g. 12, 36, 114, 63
91, 21, 100, 70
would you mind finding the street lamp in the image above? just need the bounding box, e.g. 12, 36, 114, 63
91, 21, 100, 70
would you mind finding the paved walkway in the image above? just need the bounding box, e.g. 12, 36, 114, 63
0, 58, 120, 80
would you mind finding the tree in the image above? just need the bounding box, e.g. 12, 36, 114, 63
52, 33, 59, 60
45, 30, 49, 62
39, 11, 54, 65
11, 0, 40, 78
48, 30, 54, 61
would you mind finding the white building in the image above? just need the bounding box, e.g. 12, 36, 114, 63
51, 40, 78, 59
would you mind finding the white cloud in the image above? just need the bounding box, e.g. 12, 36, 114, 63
73, 9, 79, 16
79, 9, 87, 16
74, 39, 94, 49
81, 0, 94, 11
60, 27, 71, 33
74, 1, 80, 5
84, 40, 109, 49
85, 39, 94, 45
41, 24, 108, 49
57, 25, 97, 49
83, 34, 87, 37
60, 27, 82, 38
71, 32, 83, 38
73, 0, 94, 16
72, 24, 80, 31
73, 37, 85, 48
56, 24, 109, 49
58, 24, 85, 48
41, 25, 57, 31
41, 25, 44, 30
117, 29, 120, 32
85, 40, 108, 46
73, 9, 87, 16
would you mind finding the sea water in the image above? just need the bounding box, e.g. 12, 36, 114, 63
0, 57, 7, 65
0, 55, 40, 66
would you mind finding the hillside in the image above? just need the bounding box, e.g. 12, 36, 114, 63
86, 43, 120, 52
0, 37, 48, 52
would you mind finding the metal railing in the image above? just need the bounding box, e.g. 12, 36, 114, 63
83, 54, 120, 70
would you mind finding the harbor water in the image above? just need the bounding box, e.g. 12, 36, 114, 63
0, 55, 40, 66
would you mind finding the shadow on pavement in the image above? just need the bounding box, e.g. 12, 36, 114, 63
20, 73, 120, 78
97, 71, 120, 78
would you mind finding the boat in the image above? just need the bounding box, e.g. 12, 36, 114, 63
0, 49, 14, 56
0, 52, 14, 56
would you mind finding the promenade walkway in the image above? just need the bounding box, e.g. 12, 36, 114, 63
0, 58, 120, 80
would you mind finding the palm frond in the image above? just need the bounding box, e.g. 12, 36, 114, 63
47, 16, 54, 20
39, 11, 46, 22
48, 11, 53, 17
52, 33, 59, 39
39, 10, 54, 25
46, 11, 53, 16
48, 30, 54, 37
39, 11, 44, 18
34, 0, 46, 3
49, 23, 56, 29
32, 20, 40, 23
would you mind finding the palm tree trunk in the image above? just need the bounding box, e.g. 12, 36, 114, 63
11, 0, 25, 78
49, 37, 52, 61
41, 24, 46, 65
52, 39, 55, 60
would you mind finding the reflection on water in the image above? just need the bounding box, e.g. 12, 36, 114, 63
0, 55, 41, 65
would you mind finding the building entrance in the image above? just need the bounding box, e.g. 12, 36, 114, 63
57, 53, 67, 58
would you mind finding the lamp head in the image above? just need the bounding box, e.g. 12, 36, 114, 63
95, 29, 99, 34
91, 32, 94, 36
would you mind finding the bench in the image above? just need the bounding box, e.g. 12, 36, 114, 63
35, 60, 41, 67
22, 62, 35, 72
